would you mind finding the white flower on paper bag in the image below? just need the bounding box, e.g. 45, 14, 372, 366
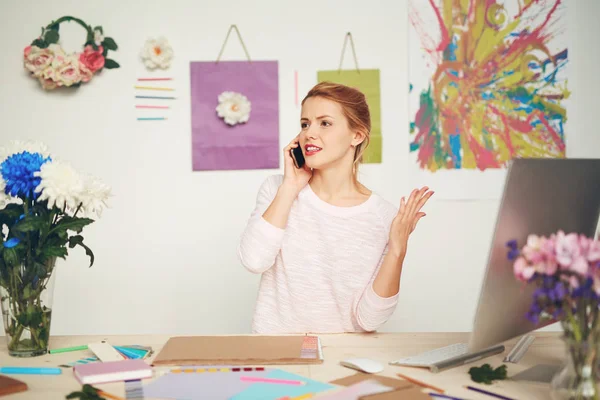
140, 37, 174, 70
216, 91, 251, 126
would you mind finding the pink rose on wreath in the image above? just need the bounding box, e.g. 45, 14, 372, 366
78, 62, 93, 83
55, 56, 82, 87
23, 45, 53, 77
79, 45, 105, 73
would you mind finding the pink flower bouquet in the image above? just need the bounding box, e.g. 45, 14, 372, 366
507, 231, 600, 398
507, 230, 600, 340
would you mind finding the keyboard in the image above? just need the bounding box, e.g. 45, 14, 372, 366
390, 343, 469, 367
389, 342, 505, 373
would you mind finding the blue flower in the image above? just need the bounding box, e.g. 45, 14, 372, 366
0, 151, 51, 198
3, 237, 20, 248
505, 239, 520, 260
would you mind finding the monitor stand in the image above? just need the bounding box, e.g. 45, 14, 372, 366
511, 364, 563, 384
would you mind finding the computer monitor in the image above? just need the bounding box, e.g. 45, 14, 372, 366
468, 158, 600, 352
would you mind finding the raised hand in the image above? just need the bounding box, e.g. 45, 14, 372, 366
388, 186, 434, 261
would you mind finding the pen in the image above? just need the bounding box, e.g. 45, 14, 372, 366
0, 367, 62, 375
429, 393, 467, 400
465, 385, 515, 400
49, 345, 88, 354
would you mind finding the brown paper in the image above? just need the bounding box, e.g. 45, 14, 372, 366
0, 375, 27, 397
330, 373, 413, 390
152, 335, 322, 366
359, 387, 431, 400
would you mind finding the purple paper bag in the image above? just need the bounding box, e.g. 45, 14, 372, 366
190, 60, 280, 171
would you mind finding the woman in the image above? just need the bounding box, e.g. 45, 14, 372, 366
238, 82, 433, 333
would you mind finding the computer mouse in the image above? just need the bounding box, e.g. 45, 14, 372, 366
340, 358, 384, 374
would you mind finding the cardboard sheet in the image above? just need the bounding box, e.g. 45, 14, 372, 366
152, 335, 323, 366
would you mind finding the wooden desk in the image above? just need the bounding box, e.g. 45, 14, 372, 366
1, 332, 564, 399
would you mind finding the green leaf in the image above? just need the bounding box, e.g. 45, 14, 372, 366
52, 216, 94, 235
68, 235, 94, 267
104, 59, 120, 69
102, 37, 117, 51
44, 29, 59, 44
93, 25, 103, 34
0, 203, 24, 225
468, 364, 508, 385
41, 245, 68, 260
31, 39, 48, 48
13, 216, 45, 233
2, 247, 18, 267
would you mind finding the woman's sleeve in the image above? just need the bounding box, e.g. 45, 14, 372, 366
353, 245, 400, 332
237, 175, 286, 274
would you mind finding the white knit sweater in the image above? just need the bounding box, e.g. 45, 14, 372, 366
238, 175, 400, 334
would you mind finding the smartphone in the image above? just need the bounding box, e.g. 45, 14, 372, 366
290, 146, 305, 169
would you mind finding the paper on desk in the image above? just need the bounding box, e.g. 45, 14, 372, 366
143, 367, 271, 400
330, 373, 413, 390
314, 380, 393, 399
230, 369, 335, 400
359, 386, 431, 400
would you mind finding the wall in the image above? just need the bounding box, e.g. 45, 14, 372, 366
0, 0, 598, 336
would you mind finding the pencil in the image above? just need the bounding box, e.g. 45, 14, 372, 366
97, 390, 125, 400
135, 95, 176, 99
464, 385, 515, 400
135, 105, 170, 109
138, 77, 172, 81
134, 86, 174, 91
49, 345, 88, 354
396, 372, 445, 393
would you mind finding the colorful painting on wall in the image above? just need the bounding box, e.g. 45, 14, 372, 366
408, 0, 569, 199
190, 60, 279, 171
317, 69, 382, 163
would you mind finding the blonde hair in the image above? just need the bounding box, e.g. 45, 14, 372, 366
301, 81, 371, 176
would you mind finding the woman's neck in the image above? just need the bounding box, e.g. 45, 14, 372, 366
309, 162, 370, 205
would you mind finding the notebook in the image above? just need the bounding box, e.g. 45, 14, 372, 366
0, 375, 27, 397
152, 335, 323, 366
73, 359, 153, 384
229, 369, 335, 400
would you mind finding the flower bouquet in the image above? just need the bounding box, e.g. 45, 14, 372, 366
0, 141, 110, 356
507, 231, 600, 400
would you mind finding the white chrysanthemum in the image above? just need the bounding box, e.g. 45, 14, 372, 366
78, 174, 112, 218
34, 160, 84, 212
140, 37, 174, 70
0, 140, 51, 164
216, 91, 251, 126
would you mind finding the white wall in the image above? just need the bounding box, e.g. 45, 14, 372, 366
0, 0, 598, 336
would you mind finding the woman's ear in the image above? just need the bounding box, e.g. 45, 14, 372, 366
351, 130, 367, 147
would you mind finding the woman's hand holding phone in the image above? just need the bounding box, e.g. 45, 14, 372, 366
262, 137, 312, 229
282, 136, 312, 196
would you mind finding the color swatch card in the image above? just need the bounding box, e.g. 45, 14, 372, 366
143, 367, 273, 400
230, 369, 335, 400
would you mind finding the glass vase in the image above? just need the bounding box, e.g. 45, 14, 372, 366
0, 258, 57, 357
550, 336, 600, 400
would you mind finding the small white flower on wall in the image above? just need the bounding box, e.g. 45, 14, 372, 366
216, 91, 251, 126
140, 37, 173, 70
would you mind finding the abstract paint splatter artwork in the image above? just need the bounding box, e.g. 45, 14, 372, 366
409, 0, 569, 173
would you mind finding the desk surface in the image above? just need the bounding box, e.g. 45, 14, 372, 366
1, 332, 564, 399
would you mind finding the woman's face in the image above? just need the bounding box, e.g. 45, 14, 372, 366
299, 96, 363, 170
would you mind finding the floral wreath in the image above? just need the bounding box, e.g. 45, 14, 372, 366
23, 16, 120, 90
